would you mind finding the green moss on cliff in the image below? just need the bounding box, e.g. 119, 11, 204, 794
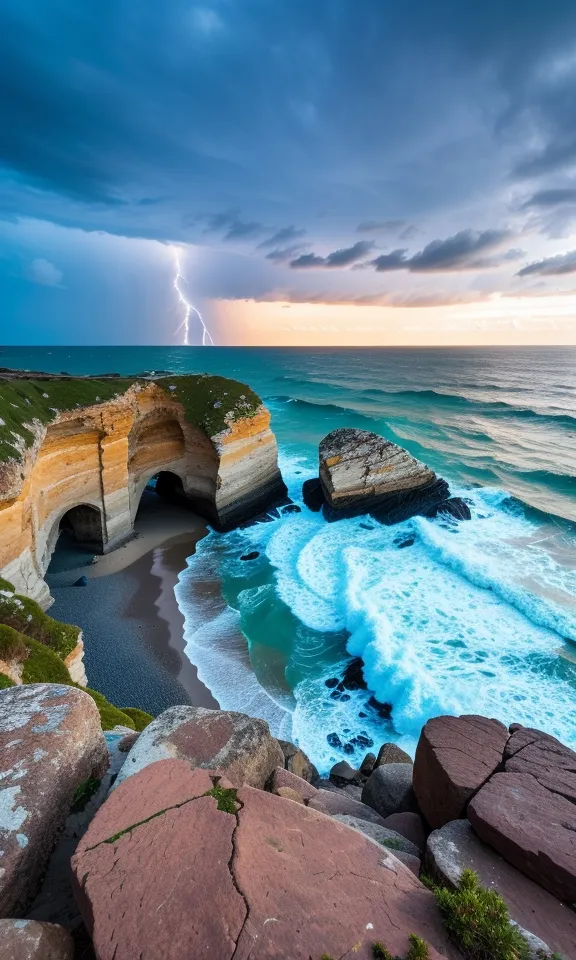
0, 372, 263, 463
120, 707, 153, 731
85, 687, 136, 730
0, 587, 80, 659
0, 672, 15, 689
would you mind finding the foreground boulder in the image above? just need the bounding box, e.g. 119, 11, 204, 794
468, 770, 576, 902
425, 819, 576, 960
116, 705, 284, 789
0, 919, 73, 960
318, 428, 450, 524
362, 762, 417, 818
72, 759, 459, 960
504, 723, 576, 802
0, 683, 108, 915
413, 714, 508, 828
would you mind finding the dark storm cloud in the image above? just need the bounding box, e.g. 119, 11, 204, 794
290, 240, 374, 269
370, 229, 511, 273
265, 244, 308, 263
522, 188, 576, 208
517, 251, 576, 276
356, 220, 406, 233
258, 226, 306, 249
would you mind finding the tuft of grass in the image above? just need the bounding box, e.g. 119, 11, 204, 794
432, 869, 530, 960
204, 783, 239, 814
71, 776, 101, 813
381, 837, 403, 851
119, 707, 153, 731
83, 687, 136, 731
0, 623, 30, 663
371, 935, 429, 960
0, 588, 80, 659
0, 672, 15, 689
154, 374, 261, 437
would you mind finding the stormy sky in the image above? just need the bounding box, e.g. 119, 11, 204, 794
2, 0, 576, 344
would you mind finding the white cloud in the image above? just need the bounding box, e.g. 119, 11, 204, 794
28, 258, 63, 287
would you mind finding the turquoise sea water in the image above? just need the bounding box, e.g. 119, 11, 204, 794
4, 346, 576, 768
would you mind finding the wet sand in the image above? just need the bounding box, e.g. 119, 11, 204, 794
47, 493, 220, 716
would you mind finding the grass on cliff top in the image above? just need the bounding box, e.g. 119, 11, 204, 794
0, 577, 79, 659
119, 706, 153, 731
0, 373, 262, 462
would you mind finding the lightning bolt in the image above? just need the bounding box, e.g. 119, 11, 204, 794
171, 246, 215, 346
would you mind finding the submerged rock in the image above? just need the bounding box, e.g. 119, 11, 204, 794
72, 759, 456, 960
115, 705, 284, 790
318, 428, 450, 524
424, 497, 472, 521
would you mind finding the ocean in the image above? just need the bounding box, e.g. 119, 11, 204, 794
3, 345, 576, 769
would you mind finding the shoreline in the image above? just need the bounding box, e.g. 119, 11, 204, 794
47, 494, 220, 716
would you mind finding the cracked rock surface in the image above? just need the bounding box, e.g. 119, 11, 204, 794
72, 759, 460, 960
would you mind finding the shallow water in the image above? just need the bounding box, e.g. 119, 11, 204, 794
6, 346, 576, 770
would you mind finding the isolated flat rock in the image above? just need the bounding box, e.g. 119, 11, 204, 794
425, 819, 576, 960
468, 771, 576, 902
332, 815, 420, 857
269, 766, 318, 803
72, 758, 459, 960
0, 919, 73, 960
308, 788, 388, 825
319, 428, 449, 523
0, 683, 108, 915
413, 714, 508, 828
382, 812, 426, 852
362, 763, 417, 818
116, 705, 284, 789
504, 724, 576, 803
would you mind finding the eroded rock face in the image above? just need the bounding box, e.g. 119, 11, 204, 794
413, 714, 508, 828
72, 759, 458, 960
116, 705, 284, 789
277, 738, 318, 782
0, 683, 108, 916
425, 819, 576, 960
504, 724, 576, 803
468, 771, 576, 902
0, 919, 73, 960
318, 428, 449, 523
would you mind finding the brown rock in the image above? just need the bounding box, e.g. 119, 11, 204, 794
0, 683, 108, 915
72, 757, 459, 959
330, 760, 363, 785
426, 819, 576, 960
504, 724, 576, 803
116, 705, 284, 789
276, 786, 305, 804
382, 812, 426, 853
269, 767, 318, 803
376, 742, 413, 767
413, 714, 508, 828
309, 788, 389, 826
0, 919, 73, 959
468, 771, 576, 902
277, 739, 319, 782
360, 752, 377, 776
118, 731, 139, 753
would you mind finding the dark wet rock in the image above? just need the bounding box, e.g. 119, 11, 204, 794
425, 819, 576, 960
301, 477, 325, 512
240, 551, 260, 561
382, 812, 426, 853
424, 497, 472, 521
0, 684, 108, 916
116, 705, 284, 790
327, 732, 342, 748
318, 428, 450, 525
340, 657, 367, 691
468, 771, 576, 902
277, 739, 318, 782
360, 752, 377, 777
332, 815, 420, 857
330, 761, 363, 787
376, 742, 413, 767
280, 503, 301, 514
325, 677, 339, 689
73, 575, 88, 587
362, 763, 418, 819
350, 733, 374, 750
413, 714, 508, 829
343, 740, 354, 753
366, 695, 392, 719
394, 535, 415, 548
0, 919, 74, 960
72, 759, 457, 960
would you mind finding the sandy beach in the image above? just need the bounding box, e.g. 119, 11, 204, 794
47, 491, 220, 716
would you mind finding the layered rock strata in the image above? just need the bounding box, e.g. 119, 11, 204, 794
0, 373, 285, 606
312, 428, 456, 524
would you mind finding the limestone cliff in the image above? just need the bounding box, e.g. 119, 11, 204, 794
0, 372, 285, 606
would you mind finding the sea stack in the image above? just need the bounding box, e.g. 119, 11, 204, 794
315, 428, 452, 524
